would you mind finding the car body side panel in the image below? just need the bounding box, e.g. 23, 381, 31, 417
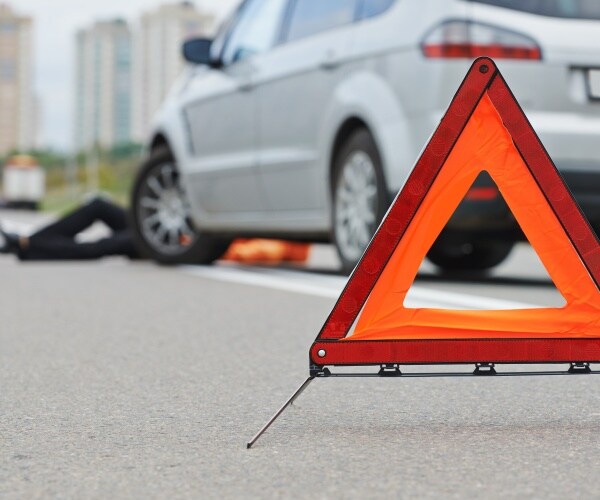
254, 26, 355, 213
321, 70, 414, 197
337, 0, 471, 194
179, 60, 266, 215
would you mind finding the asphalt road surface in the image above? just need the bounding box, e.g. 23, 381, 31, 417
1, 210, 598, 499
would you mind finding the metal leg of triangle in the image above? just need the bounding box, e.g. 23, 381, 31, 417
246, 376, 315, 449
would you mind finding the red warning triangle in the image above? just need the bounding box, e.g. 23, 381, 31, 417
311, 57, 600, 368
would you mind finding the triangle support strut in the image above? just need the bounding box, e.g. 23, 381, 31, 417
247, 376, 315, 449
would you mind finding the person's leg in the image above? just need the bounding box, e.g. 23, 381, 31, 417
89, 231, 138, 259
20, 230, 138, 261
32, 197, 128, 239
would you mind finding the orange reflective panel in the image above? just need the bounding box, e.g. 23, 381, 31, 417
349, 94, 600, 341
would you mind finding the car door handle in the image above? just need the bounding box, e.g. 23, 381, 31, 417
320, 52, 341, 71
238, 79, 255, 92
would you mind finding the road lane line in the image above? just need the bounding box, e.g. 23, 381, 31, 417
181, 265, 341, 299
180, 264, 536, 310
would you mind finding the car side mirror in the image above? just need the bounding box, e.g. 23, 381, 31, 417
182, 38, 216, 66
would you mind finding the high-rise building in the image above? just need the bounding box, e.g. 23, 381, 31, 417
131, 2, 214, 142
74, 19, 132, 152
0, 3, 36, 155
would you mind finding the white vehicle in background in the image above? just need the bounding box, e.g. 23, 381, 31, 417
2, 155, 45, 210
131, 0, 600, 273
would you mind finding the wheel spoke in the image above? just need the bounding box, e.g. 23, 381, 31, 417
181, 218, 196, 235
356, 223, 370, 247
161, 165, 175, 189
363, 185, 377, 199
154, 224, 168, 243
336, 204, 350, 221
337, 188, 352, 203
343, 165, 359, 190
142, 212, 160, 228
361, 211, 376, 224
140, 196, 160, 210
167, 227, 179, 246
335, 150, 381, 262
147, 176, 165, 197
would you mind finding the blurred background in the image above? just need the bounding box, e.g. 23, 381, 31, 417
0, 0, 239, 212
3, 0, 600, 273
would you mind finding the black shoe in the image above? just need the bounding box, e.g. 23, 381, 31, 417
0, 229, 21, 254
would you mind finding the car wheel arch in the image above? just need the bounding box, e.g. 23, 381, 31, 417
149, 133, 172, 156
329, 117, 385, 194
326, 71, 414, 194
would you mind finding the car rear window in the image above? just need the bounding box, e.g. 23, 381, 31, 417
471, 0, 600, 20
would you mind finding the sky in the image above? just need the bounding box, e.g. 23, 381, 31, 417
12, 0, 240, 151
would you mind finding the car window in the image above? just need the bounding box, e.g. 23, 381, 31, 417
471, 0, 600, 20
221, 0, 288, 65
286, 0, 359, 42
358, 0, 395, 20
209, 9, 239, 63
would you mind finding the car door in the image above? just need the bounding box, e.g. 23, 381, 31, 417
254, 0, 359, 215
181, 0, 288, 217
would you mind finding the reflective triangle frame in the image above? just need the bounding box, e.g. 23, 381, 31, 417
310, 57, 600, 370
247, 57, 600, 448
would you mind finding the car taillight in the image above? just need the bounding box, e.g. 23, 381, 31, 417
465, 186, 499, 201
422, 20, 542, 60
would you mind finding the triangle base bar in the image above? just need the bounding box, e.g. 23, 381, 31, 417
311, 365, 600, 377
311, 338, 600, 366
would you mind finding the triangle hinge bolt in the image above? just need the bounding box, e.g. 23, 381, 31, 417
310, 365, 331, 377
378, 364, 402, 377
568, 362, 591, 374
473, 363, 497, 376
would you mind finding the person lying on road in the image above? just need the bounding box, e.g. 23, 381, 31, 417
0, 196, 140, 260
0, 196, 313, 264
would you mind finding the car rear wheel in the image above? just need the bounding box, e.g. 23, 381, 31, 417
333, 129, 388, 275
427, 239, 514, 272
130, 148, 230, 264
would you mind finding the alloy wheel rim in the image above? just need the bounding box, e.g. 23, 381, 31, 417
334, 151, 378, 263
138, 162, 198, 255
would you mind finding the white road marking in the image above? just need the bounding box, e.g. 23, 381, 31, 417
1, 213, 538, 310
180, 264, 536, 310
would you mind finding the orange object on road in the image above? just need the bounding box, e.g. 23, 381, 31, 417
221, 239, 311, 264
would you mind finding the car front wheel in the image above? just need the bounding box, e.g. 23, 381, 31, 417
333, 129, 389, 275
130, 148, 229, 264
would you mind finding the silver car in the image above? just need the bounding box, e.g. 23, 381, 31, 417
130, 0, 600, 273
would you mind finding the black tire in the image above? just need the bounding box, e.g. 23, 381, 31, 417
130, 148, 230, 265
332, 129, 389, 275
427, 239, 514, 272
